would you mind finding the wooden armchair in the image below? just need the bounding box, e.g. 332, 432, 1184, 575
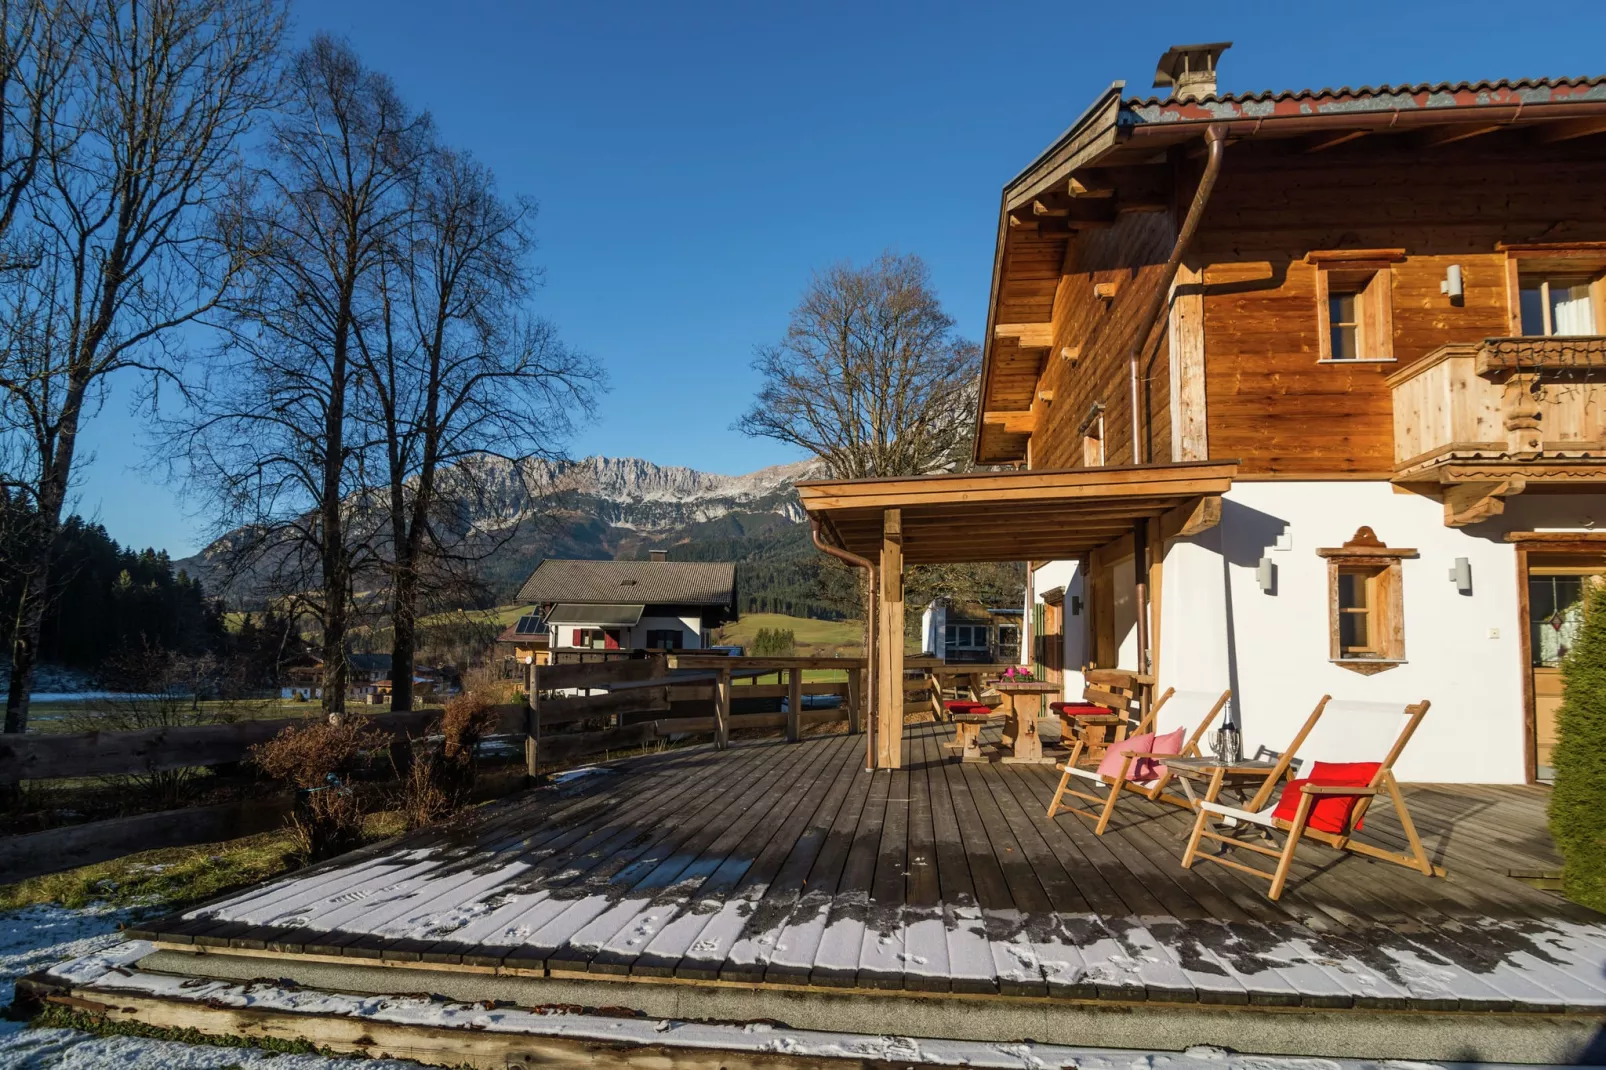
1047, 688, 1230, 833
1180, 697, 1441, 900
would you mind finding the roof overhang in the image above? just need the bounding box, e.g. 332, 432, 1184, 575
798, 461, 1235, 564
546, 603, 645, 627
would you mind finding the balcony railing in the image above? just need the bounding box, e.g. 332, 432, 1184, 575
1387, 336, 1606, 478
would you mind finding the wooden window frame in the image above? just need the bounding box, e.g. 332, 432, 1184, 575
1309, 250, 1403, 364
1500, 243, 1606, 337
1316, 526, 1416, 675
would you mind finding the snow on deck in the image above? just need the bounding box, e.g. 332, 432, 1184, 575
130, 724, 1606, 1011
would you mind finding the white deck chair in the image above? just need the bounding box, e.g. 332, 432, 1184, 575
1047, 688, 1231, 834
1180, 697, 1441, 900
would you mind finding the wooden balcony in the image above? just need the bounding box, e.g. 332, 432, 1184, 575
1387, 337, 1606, 524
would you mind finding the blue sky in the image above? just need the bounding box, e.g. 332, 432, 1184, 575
73, 0, 1605, 557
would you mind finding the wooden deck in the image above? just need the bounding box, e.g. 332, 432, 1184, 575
137, 723, 1606, 1012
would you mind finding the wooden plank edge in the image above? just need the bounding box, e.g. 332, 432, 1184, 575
41, 984, 866, 1070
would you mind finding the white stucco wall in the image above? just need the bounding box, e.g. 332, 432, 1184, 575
1028, 560, 1088, 700
922, 602, 947, 657
631, 613, 705, 649
1039, 482, 1606, 784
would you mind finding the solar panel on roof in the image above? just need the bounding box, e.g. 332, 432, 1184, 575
514, 614, 542, 634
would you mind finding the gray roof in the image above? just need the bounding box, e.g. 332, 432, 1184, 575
547, 603, 645, 626
517, 558, 736, 607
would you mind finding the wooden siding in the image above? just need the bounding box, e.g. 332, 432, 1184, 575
1030, 209, 1178, 469
983, 129, 1606, 476
1193, 135, 1606, 475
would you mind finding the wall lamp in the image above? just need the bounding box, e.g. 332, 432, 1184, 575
1449, 557, 1472, 595
1440, 264, 1464, 305
1257, 556, 1276, 594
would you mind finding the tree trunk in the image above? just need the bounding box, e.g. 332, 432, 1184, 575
389, 561, 416, 713
321, 309, 351, 721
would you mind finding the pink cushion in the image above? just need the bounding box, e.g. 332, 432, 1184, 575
1134, 726, 1185, 780
1096, 732, 1155, 780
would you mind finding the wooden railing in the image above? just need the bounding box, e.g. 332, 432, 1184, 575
1389, 337, 1606, 476
526, 654, 867, 768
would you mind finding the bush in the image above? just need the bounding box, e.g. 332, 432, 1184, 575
250, 718, 388, 862
1549, 580, 1606, 911
751, 627, 796, 657
401, 690, 498, 830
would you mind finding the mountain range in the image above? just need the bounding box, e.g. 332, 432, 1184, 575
179, 455, 842, 617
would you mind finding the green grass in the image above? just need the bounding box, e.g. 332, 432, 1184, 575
716, 613, 863, 656
0, 812, 406, 912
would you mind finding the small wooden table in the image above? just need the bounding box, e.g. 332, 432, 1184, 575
992, 681, 1061, 764
1164, 756, 1284, 811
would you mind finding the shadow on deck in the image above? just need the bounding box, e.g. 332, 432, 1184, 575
137, 722, 1604, 1012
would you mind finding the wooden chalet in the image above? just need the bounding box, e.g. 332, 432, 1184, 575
804, 47, 1606, 784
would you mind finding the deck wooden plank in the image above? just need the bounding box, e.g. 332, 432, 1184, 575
606, 729, 847, 977
920, 722, 997, 995
556, 732, 827, 974
806, 759, 890, 987
666, 733, 865, 981
718, 736, 873, 984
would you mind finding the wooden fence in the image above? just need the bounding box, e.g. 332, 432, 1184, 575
0, 654, 881, 881
525, 654, 867, 770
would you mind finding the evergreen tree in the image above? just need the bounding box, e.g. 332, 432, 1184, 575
1549, 580, 1606, 911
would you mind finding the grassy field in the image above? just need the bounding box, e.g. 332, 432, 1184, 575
715, 613, 863, 657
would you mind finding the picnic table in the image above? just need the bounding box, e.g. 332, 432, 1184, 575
991, 680, 1061, 764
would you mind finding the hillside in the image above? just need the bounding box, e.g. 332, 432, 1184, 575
182, 455, 847, 620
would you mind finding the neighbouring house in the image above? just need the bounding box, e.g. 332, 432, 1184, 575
277, 652, 452, 702
802, 47, 1606, 781
512, 551, 738, 655
920, 600, 1022, 664
496, 612, 552, 675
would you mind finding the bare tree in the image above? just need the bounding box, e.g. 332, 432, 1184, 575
180, 35, 429, 723
738, 252, 980, 480
0, 0, 86, 266
0, 0, 283, 734
355, 146, 600, 711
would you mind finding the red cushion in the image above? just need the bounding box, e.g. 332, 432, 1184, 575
1270, 761, 1383, 835
1051, 702, 1108, 717
945, 700, 989, 714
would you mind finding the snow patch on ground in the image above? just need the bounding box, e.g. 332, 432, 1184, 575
549, 765, 611, 784
0, 905, 424, 1068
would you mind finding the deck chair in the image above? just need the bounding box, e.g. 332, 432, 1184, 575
1180, 696, 1441, 900
1046, 688, 1231, 833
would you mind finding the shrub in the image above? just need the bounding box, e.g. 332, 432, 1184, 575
1549, 580, 1606, 911
401, 690, 498, 830
250, 718, 388, 862
751, 627, 797, 657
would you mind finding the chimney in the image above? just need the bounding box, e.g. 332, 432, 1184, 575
1153, 42, 1232, 103
649, 549, 668, 562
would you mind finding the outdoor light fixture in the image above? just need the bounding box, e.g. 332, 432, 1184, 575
1440, 264, 1464, 304
1449, 557, 1472, 595
1256, 556, 1275, 594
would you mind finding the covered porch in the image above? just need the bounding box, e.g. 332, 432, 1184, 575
798, 461, 1236, 768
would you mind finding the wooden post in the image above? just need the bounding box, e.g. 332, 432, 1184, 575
1133, 517, 1151, 719
876, 508, 904, 769
524, 663, 541, 777
847, 667, 863, 735
715, 667, 731, 750
863, 564, 877, 768
787, 667, 802, 742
